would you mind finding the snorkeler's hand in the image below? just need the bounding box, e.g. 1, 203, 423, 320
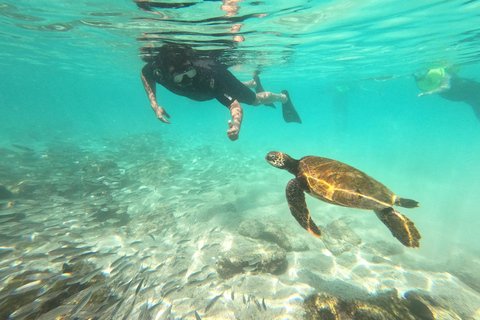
154, 106, 171, 124
418, 92, 431, 97
227, 120, 239, 141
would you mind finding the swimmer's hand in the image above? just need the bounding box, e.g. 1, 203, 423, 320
418, 92, 432, 97
227, 120, 239, 141
153, 105, 171, 124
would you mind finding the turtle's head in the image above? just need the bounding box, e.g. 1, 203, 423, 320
266, 152, 298, 174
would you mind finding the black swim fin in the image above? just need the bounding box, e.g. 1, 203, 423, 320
281, 90, 302, 124
253, 74, 276, 108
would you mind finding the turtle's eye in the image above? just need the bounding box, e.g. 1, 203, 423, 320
266, 153, 276, 162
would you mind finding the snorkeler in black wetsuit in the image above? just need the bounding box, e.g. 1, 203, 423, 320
415, 68, 480, 121
141, 45, 301, 141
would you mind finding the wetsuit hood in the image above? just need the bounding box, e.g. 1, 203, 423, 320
152, 44, 198, 83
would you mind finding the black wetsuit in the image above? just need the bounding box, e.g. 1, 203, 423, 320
143, 57, 256, 107
439, 75, 480, 120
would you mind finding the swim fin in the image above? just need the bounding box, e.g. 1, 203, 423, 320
253, 74, 276, 108
281, 90, 302, 124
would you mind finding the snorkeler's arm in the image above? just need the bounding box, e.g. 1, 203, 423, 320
141, 64, 171, 123
418, 73, 451, 97
227, 100, 243, 141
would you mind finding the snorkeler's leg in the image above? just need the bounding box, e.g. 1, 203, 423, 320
470, 103, 480, 122
242, 79, 256, 89
464, 88, 480, 121
253, 91, 287, 105
253, 74, 275, 108
241, 72, 276, 108
241, 71, 262, 89
253, 91, 301, 124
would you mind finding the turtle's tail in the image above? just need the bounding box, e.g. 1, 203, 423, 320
395, 197, 419, 208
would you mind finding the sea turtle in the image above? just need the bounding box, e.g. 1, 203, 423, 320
265, 151, 421, 248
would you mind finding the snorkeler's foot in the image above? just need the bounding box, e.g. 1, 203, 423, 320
253, 75, 276, 108
281, 90, 302, 124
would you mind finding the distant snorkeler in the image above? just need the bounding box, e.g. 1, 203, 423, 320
140, 44, 301, 141
414, 66, 480, 121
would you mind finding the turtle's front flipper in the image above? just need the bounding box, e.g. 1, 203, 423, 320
286, 179, 321, 237
374, 208, 421, 248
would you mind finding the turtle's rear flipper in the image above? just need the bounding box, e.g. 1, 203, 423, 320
253, 74, 276, 108
286, 178, 321, 237
281, 90, 302, 124
374, 208, 421, 248
395, 197, 419, 208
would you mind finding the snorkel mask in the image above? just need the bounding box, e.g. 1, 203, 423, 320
173, 68, 197, 83
158, 44, 198, 85
415, 68, 445, 91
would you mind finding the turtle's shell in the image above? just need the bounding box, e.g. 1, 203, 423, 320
298, 156, 396, 210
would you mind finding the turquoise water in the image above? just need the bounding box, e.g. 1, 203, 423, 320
1, 0, 480, 319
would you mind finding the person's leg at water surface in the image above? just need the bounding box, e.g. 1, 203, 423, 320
460, 79, 480, 122
463, 98, 480, 122
470, 104, 480, 121
242, 72, 302, 123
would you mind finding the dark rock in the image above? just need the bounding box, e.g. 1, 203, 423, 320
404, 291, 435, 320
303, 293, 339, 320
402, 290, 465, 320
352, 308, 386, 320
304, 289, 459, 320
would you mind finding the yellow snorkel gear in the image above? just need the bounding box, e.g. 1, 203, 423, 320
415, 68, 445, 91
